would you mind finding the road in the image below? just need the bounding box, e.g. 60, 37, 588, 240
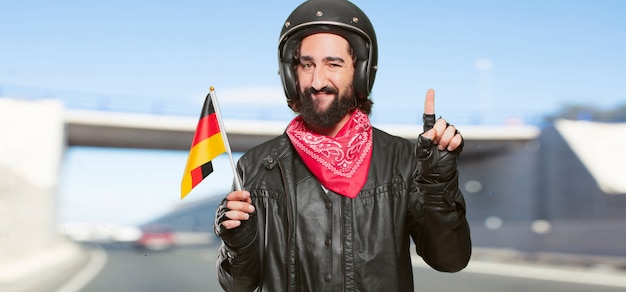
79, 244, 216, 291
66, 243, 626, 292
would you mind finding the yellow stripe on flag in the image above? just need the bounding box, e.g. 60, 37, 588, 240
181, 133, 226, 198
186, 133, 226, 171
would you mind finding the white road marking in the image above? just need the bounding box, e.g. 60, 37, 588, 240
412, 255, 626, 288
57, 245, 108, 292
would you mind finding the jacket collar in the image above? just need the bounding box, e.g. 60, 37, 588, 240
261, 133, 293, 169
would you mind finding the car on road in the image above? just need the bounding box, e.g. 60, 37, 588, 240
136, 224, 175, 251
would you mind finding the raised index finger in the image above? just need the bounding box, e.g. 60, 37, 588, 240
424, 88, 435, 115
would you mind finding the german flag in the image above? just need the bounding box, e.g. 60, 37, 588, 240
181, 93, 227, 199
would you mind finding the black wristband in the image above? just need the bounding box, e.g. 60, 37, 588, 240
423, 114, 436, 132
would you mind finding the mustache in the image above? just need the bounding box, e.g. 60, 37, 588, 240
304, 86, 338, 96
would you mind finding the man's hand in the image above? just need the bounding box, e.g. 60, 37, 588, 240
221, 190, 255, 230
215, 190, 257, 249
422, 89, 462, 151
416, 89, 463, 184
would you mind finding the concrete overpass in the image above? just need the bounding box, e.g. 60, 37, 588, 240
64, 108, 541, 155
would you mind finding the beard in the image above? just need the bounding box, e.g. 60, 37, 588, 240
298, 85, 356, 129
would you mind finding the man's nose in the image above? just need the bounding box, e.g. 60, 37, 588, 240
311, 67, 328, 91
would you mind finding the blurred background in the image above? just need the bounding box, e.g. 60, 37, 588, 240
1, 0, 625, 291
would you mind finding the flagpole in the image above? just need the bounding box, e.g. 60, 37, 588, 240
209, 86, 243, 191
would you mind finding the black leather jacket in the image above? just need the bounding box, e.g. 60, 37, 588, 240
216, 128, 471, 291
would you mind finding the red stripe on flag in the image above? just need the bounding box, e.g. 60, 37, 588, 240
190, 166, 205, 189
191, 113, 221, 147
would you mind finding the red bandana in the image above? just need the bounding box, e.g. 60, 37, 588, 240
286, 110, 373, 198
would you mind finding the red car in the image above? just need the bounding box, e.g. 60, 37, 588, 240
136, 225, 175, 251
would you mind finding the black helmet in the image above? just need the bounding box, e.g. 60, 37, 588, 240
278, 0, 378, 110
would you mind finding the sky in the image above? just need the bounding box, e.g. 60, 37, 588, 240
2, 0, 625, 226
3, 0, 625, 122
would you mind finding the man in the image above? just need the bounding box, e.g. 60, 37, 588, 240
214, 0, 471, 291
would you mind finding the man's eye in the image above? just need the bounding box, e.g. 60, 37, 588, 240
328, 63, 342, 71
300, 63, 313, 71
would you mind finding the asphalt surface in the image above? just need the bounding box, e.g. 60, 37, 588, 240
4, 242, 626, 292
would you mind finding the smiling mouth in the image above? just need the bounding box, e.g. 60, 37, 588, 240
312, 92, 332, 99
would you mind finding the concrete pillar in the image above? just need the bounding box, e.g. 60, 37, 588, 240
0, 98, 65, 263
